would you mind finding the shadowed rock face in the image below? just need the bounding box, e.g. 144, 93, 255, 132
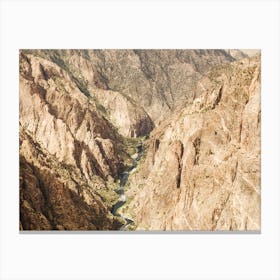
19, 49, 260, 231
124, 55, 261, 231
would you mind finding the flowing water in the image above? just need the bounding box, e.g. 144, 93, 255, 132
111, 144, 143, 230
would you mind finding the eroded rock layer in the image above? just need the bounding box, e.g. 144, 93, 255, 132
19, 49, 260, 231
124, 55, 261, 231
23, 49, 234, 125
19, 52, 129, 230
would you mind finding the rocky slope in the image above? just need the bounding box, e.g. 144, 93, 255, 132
23, 50, 235, 125
225, 49, 248, 60
124, 55, 261, 231
225, 49, 261, 60
19, 49, 260, 231
89, 49, 235, 123
19, 52, 134, 230
21, 50, 154, 138
20, 129, 122, 230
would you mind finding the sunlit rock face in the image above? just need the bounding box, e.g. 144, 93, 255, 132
24, 49, 234, 125
19, 49, 260, 231
88, 49, 235, 124
125, 55, 261, 231
19, 52, 127, 230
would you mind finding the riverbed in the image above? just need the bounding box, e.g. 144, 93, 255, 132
111, 143, 143, 230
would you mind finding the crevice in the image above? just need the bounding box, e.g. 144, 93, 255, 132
39, 63, 50, 81
239, 119, 243, 142
175, 141, 184, 188
152, 139, 160, 165
30, 83, 47, 100
95, 139, 117, 178
193, 137, 201, 165
211, 86, 223, 109
232, 161, 238, 183
257, 110, 261, 126
155, 139, 160, 151
73, 140, 106, 181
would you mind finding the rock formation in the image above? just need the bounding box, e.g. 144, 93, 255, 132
19, 49, 260, 231
19, 52, 129, 230
23, 49, 235, 124
225, 49, 248, 60
124, 55, 261, 231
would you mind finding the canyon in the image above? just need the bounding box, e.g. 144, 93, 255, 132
19, 49, 260, 231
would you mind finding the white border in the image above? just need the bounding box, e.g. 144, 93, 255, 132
1, 1, 279, 279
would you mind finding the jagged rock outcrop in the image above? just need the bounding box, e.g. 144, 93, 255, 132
225, 49, 248, 60
89, 49, 235, 123
21, 50, 154, 138
23, 49, 235, 125
124, 55, 261, 231
90, 88, 154, 137
20, 129, 123, 230
19, 52, 130, 230
20, 49, 260, 231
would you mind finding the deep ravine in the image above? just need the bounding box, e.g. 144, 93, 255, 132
19, 50, 260, 231
111, 143, 143, 230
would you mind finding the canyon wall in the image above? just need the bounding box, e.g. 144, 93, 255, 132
19, 52, 129, 229
124, 55, 261, 231
23, 50, 235, 124
19, 49, 260, 231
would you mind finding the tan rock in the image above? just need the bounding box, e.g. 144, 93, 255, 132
19, 52, 127, 230
125, 55, 261, 231
19, 50, 260, 231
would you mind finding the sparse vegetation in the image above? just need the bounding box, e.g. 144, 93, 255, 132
19, 49, 260, 231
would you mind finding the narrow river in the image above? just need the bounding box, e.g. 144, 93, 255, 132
111, 143, 143, 230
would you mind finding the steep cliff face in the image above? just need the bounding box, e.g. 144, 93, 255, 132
23, 49, 234, 125
124, 55, 261, 231
20, 129, 123, 230
20, 49, 260, 231
21, 50, 154, 138
19, 52, 131, 230
88, 49, 235, 123
90, 88, 154, 138
225, 49, 248, 60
